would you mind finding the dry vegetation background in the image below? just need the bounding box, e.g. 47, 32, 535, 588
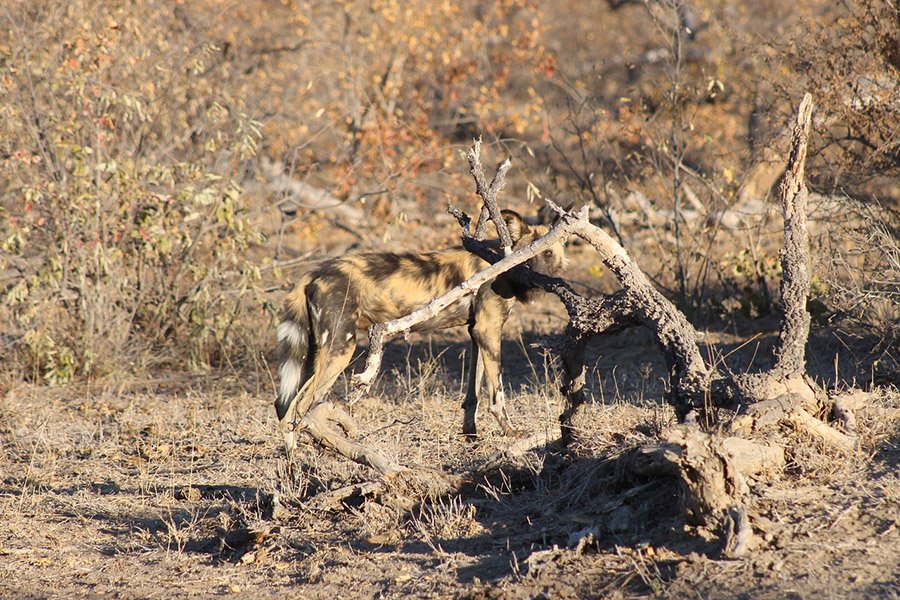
1, 0, 898, 598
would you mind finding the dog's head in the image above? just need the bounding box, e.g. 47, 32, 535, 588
502, 210, 568, 277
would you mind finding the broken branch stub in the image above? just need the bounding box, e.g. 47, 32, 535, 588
774, 93, 814, 378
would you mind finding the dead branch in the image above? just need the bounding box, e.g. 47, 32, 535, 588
717, 95, 855, 455
628, 437, 785, 479
726, 392, 852, 453
773, 93, 814, 377
723, 95, 820, 405
353, 208, 585, 390
299, 402, 407, 477
784, 404, 856, 453
467, 138, 513, 249
557, 292, 641, 444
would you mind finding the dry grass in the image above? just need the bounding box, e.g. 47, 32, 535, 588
2, 305, 898, 598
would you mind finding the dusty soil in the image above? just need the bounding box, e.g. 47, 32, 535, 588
1, 288, 898, 599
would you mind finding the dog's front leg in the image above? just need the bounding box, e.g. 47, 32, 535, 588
462, 324, 484, 438
470, 319, 520, 438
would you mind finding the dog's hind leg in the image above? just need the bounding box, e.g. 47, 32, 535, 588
279, 277, 358, 458
276, 283, 314, 458
293, 278, 358, 427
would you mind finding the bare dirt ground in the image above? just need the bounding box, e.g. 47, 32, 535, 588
1, 279, 898, 599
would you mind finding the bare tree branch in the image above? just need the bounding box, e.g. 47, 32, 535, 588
467, 138, 514, 252
353, 210, 584, 389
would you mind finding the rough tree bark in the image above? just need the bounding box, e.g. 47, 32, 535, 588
560, 217, 712, 422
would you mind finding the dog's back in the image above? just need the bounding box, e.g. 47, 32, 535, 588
311, 248, 484, 331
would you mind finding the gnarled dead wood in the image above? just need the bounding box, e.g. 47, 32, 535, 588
565, 217, 711, 420
299, 402, 406, 477
295, 401, 464, 498
627, 437, 785, 479
720, 95, 855, 452
661, 426, 755, 557
726, 95, 822, 407
547, 95, 852, 555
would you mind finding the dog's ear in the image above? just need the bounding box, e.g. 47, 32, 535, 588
500, 209, 530, 243
536, 200, 577, 226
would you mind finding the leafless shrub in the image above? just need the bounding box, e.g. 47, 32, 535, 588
789, 0, 899, 194
815, 195, 900, 360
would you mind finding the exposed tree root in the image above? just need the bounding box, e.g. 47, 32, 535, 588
298, 402, 407, 477
784, 403, 856, 453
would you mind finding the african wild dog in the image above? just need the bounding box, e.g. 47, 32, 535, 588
275, 210, 567, 456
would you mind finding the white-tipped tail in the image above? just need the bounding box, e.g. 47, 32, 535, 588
275, 313, 309, 423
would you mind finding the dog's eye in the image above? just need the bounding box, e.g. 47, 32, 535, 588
543, 250, 554, 258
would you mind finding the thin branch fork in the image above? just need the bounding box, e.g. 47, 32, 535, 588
467, 138, 514, 251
